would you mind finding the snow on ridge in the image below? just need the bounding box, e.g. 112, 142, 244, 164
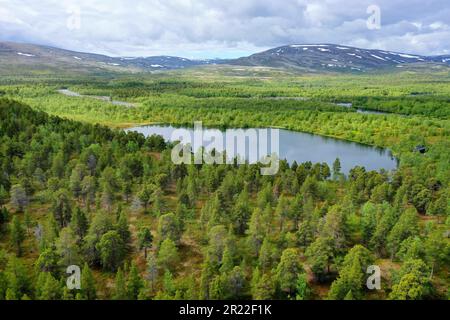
370, 54, 387, 61
318, 48, 330, 52
347, 53, 362, 59
290, 44, 329, 48
398, 53, 421, 59
151, 64, 164, 68
17, 52, 35, 57
73, 56, 82, 60
389, 52, 422, 59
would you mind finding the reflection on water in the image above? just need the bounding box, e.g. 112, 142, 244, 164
127, 125, 398, 174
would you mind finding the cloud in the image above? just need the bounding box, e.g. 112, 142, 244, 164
0, 0, 449, 58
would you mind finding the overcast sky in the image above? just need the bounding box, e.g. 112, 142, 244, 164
1, 0, 449, 58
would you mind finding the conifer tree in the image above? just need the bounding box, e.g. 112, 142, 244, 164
10, 215, 25, 256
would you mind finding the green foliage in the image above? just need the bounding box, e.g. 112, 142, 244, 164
295, 273, 311, 300
0, 71, 448, 301
127, 262, 143, 300
96, 230, 126, 271
137, 227, 153, 258
389, 259, 433, 300
276, 248, 303, 297
305, 237, 335, 282
113, 267, 128, 300
157, 238, 179, 272
10, 185, 28, 212
328, 245, 374, 300
10, 216, 25, 256
79, 263, 96, 300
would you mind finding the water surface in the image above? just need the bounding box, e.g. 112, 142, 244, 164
128, 125, 398, 174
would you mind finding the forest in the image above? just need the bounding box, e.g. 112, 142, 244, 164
0, 70, 448, 300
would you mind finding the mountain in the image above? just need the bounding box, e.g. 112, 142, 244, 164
0, 41, 216, 75
229, 44, 450, 72
0, 41, 449, 75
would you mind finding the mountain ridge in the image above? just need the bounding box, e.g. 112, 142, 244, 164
228, 43, 450, 72
1, 41, 449, 75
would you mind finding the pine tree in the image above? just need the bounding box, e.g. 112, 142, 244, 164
10, 184, 28, 212
258, 237, 277, 273
36, 272, 62, 300
158, 212, 181, 244
35, 245, 59, 273
0, 207, 9, 234
52, 188, 73, 228
70, 207, 88, 241
157, 238, 179, 271
232, 189, 251, 235
96, 230, 126, 271
23, 210, 32, 235
219, 245, 234, 274
223, 266, 245, 299
252, 271, 275, 300
113, 267, 128, 300
116, 212, 131, 249
387, 208, 419, 258
328, 245, 374, 300
208, 275, 223, 300
295, 273, 311, 300
10, 215, 25, 256
0, 185, 8, 205
145, 251, 158, 293
127, 262, 143, 300
138, 227, 153, 258
80, 176, 96, 211
161, 270, 175, 299
5, 256, 32, 300
389, 259, 432, 300
389, 273, 423, 300
81, 263, 96, 300
246, 208, 265, 257
305, 237, 335, 282
275, 194, 290, 233
332, 158, 341, 179
55, 227, 80, 267
276, 248, 303, 297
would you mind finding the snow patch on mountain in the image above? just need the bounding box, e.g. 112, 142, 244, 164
371, 54, 387, 61
290, 44, 329, 48
17, 52, 35, 57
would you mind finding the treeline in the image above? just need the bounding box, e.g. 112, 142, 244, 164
0, 99, 448, 300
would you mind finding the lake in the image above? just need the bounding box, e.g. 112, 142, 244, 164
58, 89, 135, 107
127, 125, 398, 174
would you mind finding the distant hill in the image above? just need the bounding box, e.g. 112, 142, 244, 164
0, 41, 216, 75
0, 41, 449, 75
228, 44, 450, 72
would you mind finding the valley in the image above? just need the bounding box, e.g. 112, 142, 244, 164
0, 42, 448, 301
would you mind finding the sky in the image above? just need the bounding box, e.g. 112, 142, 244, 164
1, 0, 449, 59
